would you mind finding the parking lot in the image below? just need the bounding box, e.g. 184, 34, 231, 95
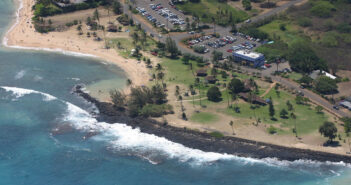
135, 0, 189, 30
186, 32, 262, 58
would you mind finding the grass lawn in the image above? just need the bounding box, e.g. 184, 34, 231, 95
221, 88, 330, 135
258, 20, 305, 45
162, 58, 202, 85
190, 112, 219, 124
108, 38, 133, 58
287, 72, 303, 81
177, 0, 248, 24
107, 28, 156, 58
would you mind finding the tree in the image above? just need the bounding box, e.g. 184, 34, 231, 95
290, 112, 298, 137
286, 100, 293, 111
165, 37, 179, 58
341, 117, 351, 153
229, 120, 235, 135
299, 76, 313, 87
110, 89, 126, 110
242, 0, 252, 10
319, 121, 337, 143
212, 50, 223, 62
314, 76, 338, 94
93, 9, 100, 23
315, 105, 323, 113
280, 109, 289, 119
228, 78, 245, 95
268, 98, 275, 119
288, 41, 327, 73
195, 78, 202, 107
113, 0, 123, 14
207, 86, 222, 102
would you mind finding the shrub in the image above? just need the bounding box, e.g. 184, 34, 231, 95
314, 76, 338, 94
320, 32, 339, 47
336, 23, 351, 33
267, 126, 277, 134
139, 104, 173, 117
310, 1, 336, 18
297, 17, 312, 27
210, 131, 224, 138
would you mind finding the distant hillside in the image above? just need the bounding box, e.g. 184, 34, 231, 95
255, 0, 351, 71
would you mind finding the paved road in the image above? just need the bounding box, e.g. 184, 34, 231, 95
238, 64, 351, 118
123, 0, 351, 118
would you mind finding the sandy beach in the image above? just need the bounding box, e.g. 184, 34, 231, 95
3, 0, 149, 90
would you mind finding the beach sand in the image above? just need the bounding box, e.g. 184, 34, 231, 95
4, 0, 149, 93
4, 0, 351, 157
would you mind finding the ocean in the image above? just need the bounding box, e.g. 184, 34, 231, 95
0, 0, 350, 184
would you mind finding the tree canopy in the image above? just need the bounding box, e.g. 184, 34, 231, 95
319, 121, 337, 142
228, 78, 245, 95
207, 86, 222, 102
314, 76, 338, 94
288, 41, 327, 73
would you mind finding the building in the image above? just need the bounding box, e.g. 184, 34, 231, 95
107, 24, 118, 32
238, 92, 267, 106
310, 70, 337, 80
54, 0, 86, 7
196, 69, 207, 77
233, 50, 265, 68
205, 76, 217, 84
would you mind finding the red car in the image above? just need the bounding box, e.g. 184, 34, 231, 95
151, 52, 158, 56
227, 49, 233, 53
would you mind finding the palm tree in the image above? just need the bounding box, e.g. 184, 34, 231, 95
229, 120, 234, 135
211, 17, 216, 35
175, 85, 180, 97
291, 112, 297, 137
93, 9, 100, 24
195, 78, 202, 107
189, 84, 195, 108
226, 86, 230, 108
248, 92, 258, 126
157, 72, 165, 86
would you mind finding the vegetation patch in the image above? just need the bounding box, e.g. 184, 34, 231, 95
176, 0, 249, 25
209, 131, 224, 138
190, 112, 219, 124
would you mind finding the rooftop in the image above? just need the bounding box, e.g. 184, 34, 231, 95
234, 50, 263, 59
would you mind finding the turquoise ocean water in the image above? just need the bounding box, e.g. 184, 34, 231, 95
0, 1, 350, 184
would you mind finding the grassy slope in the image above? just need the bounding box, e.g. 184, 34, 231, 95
177, 0, 249, 23
256, 0, 351, 69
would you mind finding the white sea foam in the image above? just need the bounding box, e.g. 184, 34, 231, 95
2, 0, 23, 47
14, 70, 26, 80
33, 75, 43, 81
61, 100, 351, 167
0, 86, 56, 101
1, 86, 350, 168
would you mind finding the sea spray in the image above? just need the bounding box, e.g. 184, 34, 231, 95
1, 86, 351, 170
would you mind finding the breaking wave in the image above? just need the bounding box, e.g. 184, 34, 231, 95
1, 86, 350, 169
0, 86, 56, 101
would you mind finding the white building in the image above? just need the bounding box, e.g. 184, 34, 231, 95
310, 70, 337, 80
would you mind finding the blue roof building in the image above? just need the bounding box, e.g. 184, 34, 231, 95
233, 50, 265, 68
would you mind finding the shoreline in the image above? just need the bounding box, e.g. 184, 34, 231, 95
73, 85, 351, 164
3, 0, 149, 90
